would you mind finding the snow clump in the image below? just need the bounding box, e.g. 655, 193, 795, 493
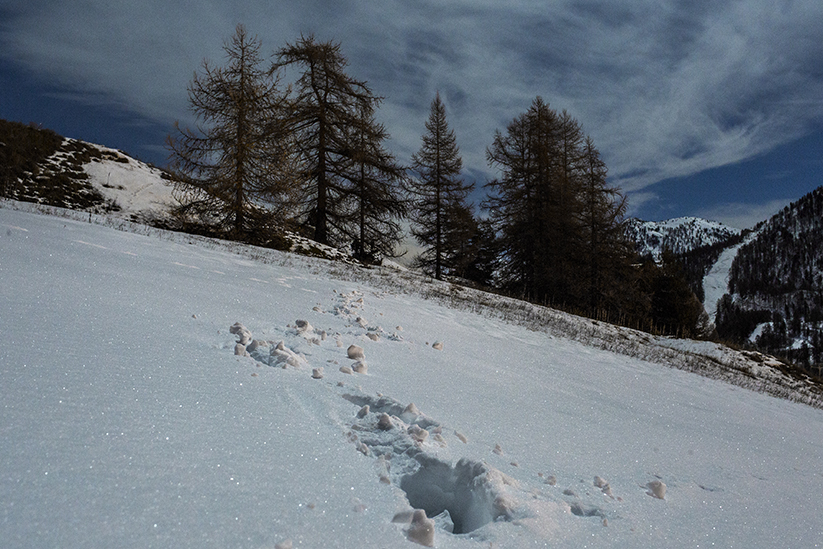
347, 344, 365, 360
268, 341, 306, 368
405, 509, 435, 547
246, 339, 265, 353
294, 319, 313, 334
377, 413, 393, 430
229, 322, 252, 344
646, 479, 667, 499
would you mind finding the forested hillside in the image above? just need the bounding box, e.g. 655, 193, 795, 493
623, 217, 742, 304
716, 186, 823, 372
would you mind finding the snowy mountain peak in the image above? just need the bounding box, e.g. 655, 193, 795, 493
625, 216, 740, 261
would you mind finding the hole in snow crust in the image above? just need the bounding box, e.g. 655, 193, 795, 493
399, 455, 505, 535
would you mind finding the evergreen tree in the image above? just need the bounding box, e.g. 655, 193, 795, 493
275, 35, 406, 256
651, 251, 708, 337
484, 98, 556, 299
577, 135, 632, 315
485, 97, 580, 303
484, 98, 638, 318
167, 25, 292, 240
346, 103, 408, 262
408, 93, 473, 279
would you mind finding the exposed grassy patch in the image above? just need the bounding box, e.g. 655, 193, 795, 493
0, 119, 119, 212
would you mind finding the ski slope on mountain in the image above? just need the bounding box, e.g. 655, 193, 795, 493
2, 204, 822, 548
702, 230, 761, 322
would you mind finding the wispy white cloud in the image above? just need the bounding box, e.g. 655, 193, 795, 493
2, 0, 823, 198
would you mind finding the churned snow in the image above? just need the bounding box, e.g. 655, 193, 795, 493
2, 202, 823, 548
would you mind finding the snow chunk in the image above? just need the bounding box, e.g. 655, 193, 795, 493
268, 342, 306, 368
347, 344, 365, 360
408, 424, 429, 443
246, 339, 266, 353
352, 361, 368, 374
432, 509, 454, 533
229, 322, 251, 344
404, 402, 421, 415
646, 479, 667, 500
311, 367, 324, 379
294, 319, 313, 333
402, 402, 421, 423
377, 413, 393, 430
405, 509, 435, 547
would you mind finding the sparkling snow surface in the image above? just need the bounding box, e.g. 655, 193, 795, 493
2, 206, 823, 548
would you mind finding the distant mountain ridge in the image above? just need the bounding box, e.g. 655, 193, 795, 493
624, 216, 741, 261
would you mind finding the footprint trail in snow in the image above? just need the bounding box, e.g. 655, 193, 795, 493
222, 289, 671, 546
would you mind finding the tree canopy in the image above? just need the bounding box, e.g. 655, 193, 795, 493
275, 35, 407, 258
167, 24, 293, 240
408, 92, 474, 279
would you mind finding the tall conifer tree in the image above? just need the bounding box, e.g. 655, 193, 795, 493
345, 103, 408, 261
484, 97, 631, 311
167, 25, 292, 239
409, 93, 473, 279
275, 35, 406, 256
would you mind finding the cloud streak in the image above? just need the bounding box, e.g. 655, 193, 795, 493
2, 0, 822, 196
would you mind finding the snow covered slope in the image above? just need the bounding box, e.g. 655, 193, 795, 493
77, 142, 176, 219
625, 216, 740, 262
2, 202, 823, 548
702, 229, 761, 322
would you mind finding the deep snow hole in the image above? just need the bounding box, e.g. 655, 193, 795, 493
400, 455, 507, 534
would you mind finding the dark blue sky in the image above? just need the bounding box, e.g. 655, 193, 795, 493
2, 1, 822, 229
